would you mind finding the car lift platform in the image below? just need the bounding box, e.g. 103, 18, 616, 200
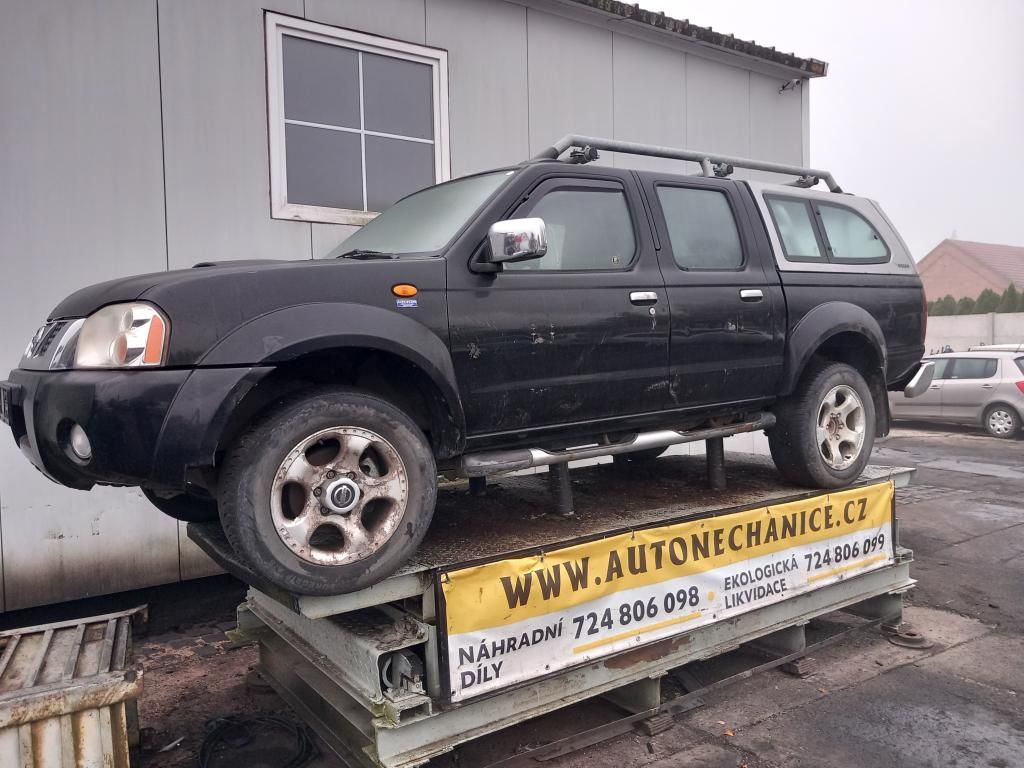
189, 455, 916, 768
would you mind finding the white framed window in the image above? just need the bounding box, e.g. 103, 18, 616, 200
265, 13, 450, 225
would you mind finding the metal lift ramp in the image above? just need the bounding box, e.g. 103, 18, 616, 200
190, 455, 916, 768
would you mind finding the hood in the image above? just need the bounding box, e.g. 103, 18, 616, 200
48, 260, 289, 320
49, 256, 447, 367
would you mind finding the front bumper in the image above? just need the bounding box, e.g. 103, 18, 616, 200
3, 368, 191, 489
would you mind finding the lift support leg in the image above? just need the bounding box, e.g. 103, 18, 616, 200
468, 476, 487, 497
549, 463, 575, 517
706, 436, 726, 490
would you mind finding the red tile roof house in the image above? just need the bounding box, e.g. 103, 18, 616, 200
918, 239, 1024, 301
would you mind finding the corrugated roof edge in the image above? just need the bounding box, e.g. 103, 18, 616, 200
567, 0, 828, 77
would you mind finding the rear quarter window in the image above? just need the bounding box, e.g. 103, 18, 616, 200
1015, 357, 1024, 375
765, 194, 891, 266
817, 204, 890, 263
949, 358, 997, 379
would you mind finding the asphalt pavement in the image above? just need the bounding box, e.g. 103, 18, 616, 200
544, 423, 1024, 768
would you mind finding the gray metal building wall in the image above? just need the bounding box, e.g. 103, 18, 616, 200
0, 0, 811, 610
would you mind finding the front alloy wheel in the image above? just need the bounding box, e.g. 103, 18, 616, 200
271, 427, 409, 566
218, 388, 437, 596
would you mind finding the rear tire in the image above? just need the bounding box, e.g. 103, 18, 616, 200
217, 387, 437, 596
769, 361, 875, 488
141, 488, 219, 523
984, 405, 1020, 439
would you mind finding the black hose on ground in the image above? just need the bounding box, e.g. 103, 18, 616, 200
198, 714, 319, 768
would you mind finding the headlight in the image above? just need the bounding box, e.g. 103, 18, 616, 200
74, 303, 169, 368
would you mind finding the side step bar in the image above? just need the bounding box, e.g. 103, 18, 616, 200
460, 413, 776, 478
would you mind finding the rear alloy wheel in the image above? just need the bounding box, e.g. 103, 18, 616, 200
815, 384, 867, 470
984, 405, 1020, 439
769, 361, 876, 488
218, 388, 436, 595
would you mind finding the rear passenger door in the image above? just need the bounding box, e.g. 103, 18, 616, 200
941, 357, 999, 422
640, 174, 784, 408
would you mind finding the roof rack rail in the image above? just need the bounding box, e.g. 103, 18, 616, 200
533, 135, 843, 193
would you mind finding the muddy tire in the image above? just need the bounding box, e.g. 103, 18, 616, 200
141, 488, 219, 523
768, 361, 875, 488
217, 387, 436, 596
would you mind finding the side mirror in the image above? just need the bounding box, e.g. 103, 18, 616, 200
482, 218, 548, 268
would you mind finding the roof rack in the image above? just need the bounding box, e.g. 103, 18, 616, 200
968, 343, 1024, 353
533, 135, 843, 193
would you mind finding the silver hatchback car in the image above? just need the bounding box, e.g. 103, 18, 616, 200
889, 350, 1024, 438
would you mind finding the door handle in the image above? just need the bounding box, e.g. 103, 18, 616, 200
739, 289, 764, 302
929, 385, 941, 390
629, 291, 659, 305
981, 384, 995, 389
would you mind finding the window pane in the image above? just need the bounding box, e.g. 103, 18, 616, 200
931, 358, 952, 379
768, 199, 822, 260
282, 36, 360, 128
507, 189, 634, 271
285, 123, 363, 209
362, 53, 434, 139
819, 205, 888, 262
1015, 357, 1024, 375
365, 135, 435, 212
330, 171, 513, 255
657, 187, 743, 269
951, 358, 997, 379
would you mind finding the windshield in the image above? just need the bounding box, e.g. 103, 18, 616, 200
329, 170, 515, 257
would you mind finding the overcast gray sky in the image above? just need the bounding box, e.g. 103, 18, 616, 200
648, 0, 1024, 259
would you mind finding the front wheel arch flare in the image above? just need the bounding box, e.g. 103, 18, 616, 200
196, 303, 466, 458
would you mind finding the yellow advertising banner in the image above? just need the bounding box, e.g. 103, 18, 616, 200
440, 480, 894, 701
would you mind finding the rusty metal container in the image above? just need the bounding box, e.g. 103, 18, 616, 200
0, 607, 144, 767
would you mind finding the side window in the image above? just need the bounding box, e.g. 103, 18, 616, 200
949, 358, 997, 380
931, 359, 953, 380
767, 198, 823, 261
506, 187, 635, 271
817, 204, 889, 262
656, 187, 743, 269
1015, 357, 1024, 376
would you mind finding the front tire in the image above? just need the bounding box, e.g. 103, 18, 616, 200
769, 361, 875, 488
217, 388, 437, 596
984, 405, 1020, 439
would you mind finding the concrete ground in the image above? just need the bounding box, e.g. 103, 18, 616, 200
5, 423, 1019, 767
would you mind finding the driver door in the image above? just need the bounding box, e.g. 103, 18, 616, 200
446, 172, 669, 439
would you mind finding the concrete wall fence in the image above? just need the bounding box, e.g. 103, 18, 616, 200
0, 0, 810, 610
925, 312, 1024, 353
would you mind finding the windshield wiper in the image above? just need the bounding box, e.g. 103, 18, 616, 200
337, 249, 398, 260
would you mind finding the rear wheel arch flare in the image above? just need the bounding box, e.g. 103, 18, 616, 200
784, 303, 888, 436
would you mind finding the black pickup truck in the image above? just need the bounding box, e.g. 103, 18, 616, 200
1, 136, 930, 595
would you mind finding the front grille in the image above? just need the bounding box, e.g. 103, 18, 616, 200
26, 321, 68, 359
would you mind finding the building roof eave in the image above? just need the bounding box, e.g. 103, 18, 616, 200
565, 0, 828, 77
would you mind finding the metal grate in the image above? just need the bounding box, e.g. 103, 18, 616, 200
0, 607, 145, 767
